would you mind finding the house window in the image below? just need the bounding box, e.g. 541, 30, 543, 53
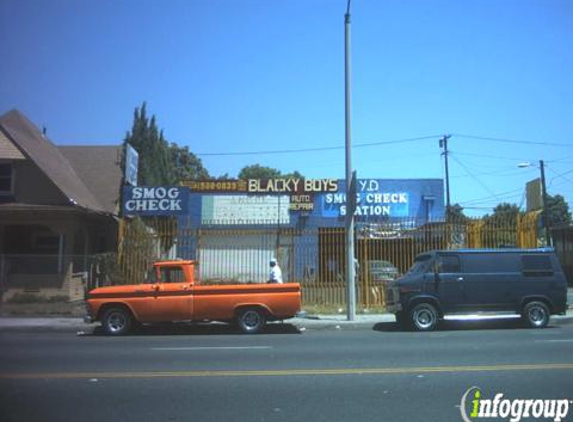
0, 163, 13, 195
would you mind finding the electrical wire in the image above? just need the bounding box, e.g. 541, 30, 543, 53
451, 151, 540, 163
548, 168, 573, 188
459, 187, 525, 206
449, 154, 501, 201
453, 133, 572, 148
461, 193, 524, 207
450, 167, 537, 179
196, 135, 441, 157
196, 132, 571, 157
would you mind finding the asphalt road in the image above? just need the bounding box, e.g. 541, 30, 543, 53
1, 320, 573, 422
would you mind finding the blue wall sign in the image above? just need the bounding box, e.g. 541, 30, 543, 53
316, 179, 443, 221
122, 186, 189, 216
322, 191, 409, 217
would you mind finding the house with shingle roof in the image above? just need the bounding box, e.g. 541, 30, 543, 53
0, 109, 122, 302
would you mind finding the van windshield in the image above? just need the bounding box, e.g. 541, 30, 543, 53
407, 254, 432, 275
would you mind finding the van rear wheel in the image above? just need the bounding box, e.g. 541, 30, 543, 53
409, 303, 439, 331
522, 301, 550, 329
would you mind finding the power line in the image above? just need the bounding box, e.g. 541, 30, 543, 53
449, 154, 501, 202
450, 167, 537, 179
548, 168, 573, 188
461, 193, 524, 207
453, 133, 572, 148
459, 187, 524, 206
547, 154, 573, 163
196, 132, 571, 156
196, 135, 441, 157
451, 151, 538, 162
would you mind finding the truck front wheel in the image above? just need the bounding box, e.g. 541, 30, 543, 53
237, 308, 266, 334
102, 306, 133, 336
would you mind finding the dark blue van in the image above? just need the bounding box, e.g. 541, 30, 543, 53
385, 248, 568, 331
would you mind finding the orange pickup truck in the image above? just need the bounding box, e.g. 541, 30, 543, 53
85, 260, 302, 335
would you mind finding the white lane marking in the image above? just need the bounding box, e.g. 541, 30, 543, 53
534, 339, 573, 343
151, 346, 273, 351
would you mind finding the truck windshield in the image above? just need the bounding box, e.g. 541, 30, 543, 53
406, 254, 432, 275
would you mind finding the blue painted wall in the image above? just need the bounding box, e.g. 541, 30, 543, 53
185, 178, 444, 229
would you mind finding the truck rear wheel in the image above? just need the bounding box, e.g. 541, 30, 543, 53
102, 306, 133, 336
237, 308, 266, 334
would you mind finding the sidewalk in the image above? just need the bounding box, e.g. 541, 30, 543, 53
1, 310, 572, 333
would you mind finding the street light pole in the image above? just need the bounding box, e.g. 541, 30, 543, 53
539, 160, 551, 246
344, 0, 356, 321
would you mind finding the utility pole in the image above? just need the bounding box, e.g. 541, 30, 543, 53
539, 160, 551, 246
439, 135, 451, 214
344, 0, 356, 321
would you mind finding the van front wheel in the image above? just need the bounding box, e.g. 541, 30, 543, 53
410, 303, 439, 331
522, 301, 550, 329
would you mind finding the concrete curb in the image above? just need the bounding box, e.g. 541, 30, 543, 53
1, 312, 572, 333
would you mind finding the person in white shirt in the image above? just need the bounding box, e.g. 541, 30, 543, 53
268, 258, 283, 284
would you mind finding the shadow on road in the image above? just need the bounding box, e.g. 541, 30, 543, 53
90, 322, 302, 336
372, 318, 564, 333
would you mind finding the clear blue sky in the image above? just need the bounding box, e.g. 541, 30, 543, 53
1, 0, 572, 216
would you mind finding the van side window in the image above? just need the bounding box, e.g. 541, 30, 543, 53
462, 253, 520, 273
160, 266, 186, 283
438, 255, 460, 273
522, 255, 553, 277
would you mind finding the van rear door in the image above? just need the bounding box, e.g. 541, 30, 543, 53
520, 253, 564, 308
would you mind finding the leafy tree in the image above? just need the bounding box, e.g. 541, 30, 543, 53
213, 173, 231, 180
283, 170, 304, 179
122, 102, 174, 185
482, 203, 522, 247
238, 165, 281, 180
170, 143, 210, 182
122, 103, 210, 185
546, 194, 572, 227
120, 103, 185, 252
238, 164, 303, 180
446, 203, 468, 222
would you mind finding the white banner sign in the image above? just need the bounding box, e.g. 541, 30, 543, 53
202, 195, 290, 225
